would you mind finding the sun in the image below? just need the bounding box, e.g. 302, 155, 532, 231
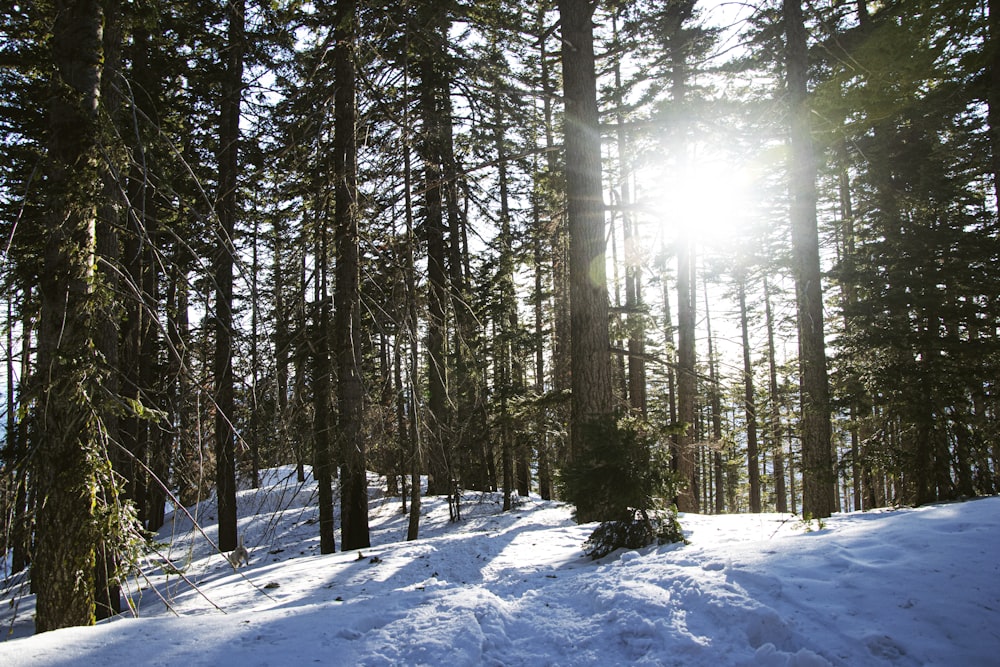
635, 152, 757, 248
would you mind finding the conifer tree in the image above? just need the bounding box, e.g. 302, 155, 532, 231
333, 0, 370, 551
559, 0, 616, 522
214, 0, 245, 553
784, 0, 836, 518
32, 0, 107, 632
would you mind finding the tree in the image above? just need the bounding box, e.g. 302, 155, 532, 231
559, 0, 616, 522
736, 270, 762, 513
702, 274, 727, 514
818, 0, 1000, 505
784, 0, 836, 518
415, 0, 456, 498
334, 0, 370, 551
31, 0, 107, 632
654, 0, 707, 514
213, 0, 245, 553
764, 275, 789, 513
94, 0, 126, 618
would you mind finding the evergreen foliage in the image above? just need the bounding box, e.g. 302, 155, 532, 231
561, 416, 684, 555
582, 507, 685, 560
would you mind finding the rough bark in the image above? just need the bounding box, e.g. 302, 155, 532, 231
559, 0, 615, 468
334, 0, 370, 551
33, 0, 105, 632
784, 0, 836, 518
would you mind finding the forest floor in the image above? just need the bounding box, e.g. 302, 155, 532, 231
1, 466, 998, 666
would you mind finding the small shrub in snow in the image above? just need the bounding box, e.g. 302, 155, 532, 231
583, 507, 685, 559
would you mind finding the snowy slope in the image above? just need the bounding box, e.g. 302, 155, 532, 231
1, 467, 998, 666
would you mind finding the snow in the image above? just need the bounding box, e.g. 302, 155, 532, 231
2, 467, 998, 666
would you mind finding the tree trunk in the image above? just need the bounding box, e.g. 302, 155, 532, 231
784, 0, 835, 518
703, 276, 725, 514
738, 275, 762, 513
537, 5, 569, 491
533, 210, 553, 500
559, 0, 615, 476
94, 0, 124, 618
676, 235, 699, 512
33, 0, 105, 632
214, 0, 244, 552
764, 276, 788, 513
334, 0, 369, 551
7, 291, 31, 575
142, 250, 165, 532
170, 260, 200, 508
402, 43, 422, 541
496, 96, 517, 511
11, 286, 33, 575
416, 1, 454, 497
271, 211, 297, 483
313, 219, 336, 554
662, 273, 678, 429
611, 12, 646, 416
249, 213, 261, 490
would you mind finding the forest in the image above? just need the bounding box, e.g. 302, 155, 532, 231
1, 0, 999, 634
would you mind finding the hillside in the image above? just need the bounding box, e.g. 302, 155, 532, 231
2, 468, 998, 666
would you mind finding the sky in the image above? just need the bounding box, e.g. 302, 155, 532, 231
1, 467, 998, 666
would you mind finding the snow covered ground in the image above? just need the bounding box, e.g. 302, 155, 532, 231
1, 467, 998, 666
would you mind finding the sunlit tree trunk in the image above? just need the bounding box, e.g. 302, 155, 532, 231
272, 216, 292, 480
533, 226, 553, 500
7, 290, 32, 575
611, 12, 646, 416
537, 3, 570, 488
10, 284, 34, 576
249, 213, 261, 490
532, 4, 556, 500
662, 273, 678, 429
666, 3, 699, 512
